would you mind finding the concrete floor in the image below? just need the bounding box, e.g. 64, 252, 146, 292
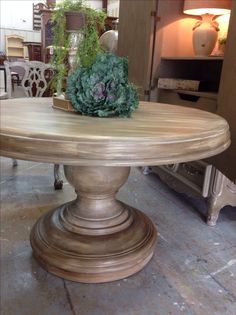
1, 158, 236, 315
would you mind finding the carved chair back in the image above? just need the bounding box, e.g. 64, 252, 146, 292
4, 60, 61, 189
4, 60, 54, 98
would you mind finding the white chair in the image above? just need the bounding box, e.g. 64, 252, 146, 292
4, 60, 63, 189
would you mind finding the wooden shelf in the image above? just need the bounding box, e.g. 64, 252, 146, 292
174, 90, 218, 100
6, 35, 25, 58
161, 56, 224, 61
8, 54, 25, 57
157, 57, 221, 113
8, 46, 24, 49
8, 45, 23, 49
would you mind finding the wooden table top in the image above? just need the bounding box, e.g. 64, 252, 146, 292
0, 98, 230, 166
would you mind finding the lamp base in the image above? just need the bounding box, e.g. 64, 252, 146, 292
192, 14, 218, 56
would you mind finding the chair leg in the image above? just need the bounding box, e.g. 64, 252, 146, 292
12, 159, 18, 167
11, 78, 15, 91
207, 197, 223, 226
142, 166, 152, 175
54, 164, 63, 190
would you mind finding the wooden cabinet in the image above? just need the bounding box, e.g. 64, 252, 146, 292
156, 57, 223, 112
118, 0, 190, 100
209, 0, 236, 182
118, 0, 236, 225
23, 42, 42, 61
118, 0, 235, 178
152, 55, 236, 227
40, 9, 54, 63
118, 0, 156, 99
5, 35, 26, 59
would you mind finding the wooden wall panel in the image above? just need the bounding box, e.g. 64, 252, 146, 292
209, 1, 236, 181
117, 0, 156, 99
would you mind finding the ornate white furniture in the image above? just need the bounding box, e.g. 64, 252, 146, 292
4, 60, 52, 98
4, 61, 63, 189
207, 166, 236, 225
0, 98, 230, 283
148, 163, 236, 226
152, 56, 236, 226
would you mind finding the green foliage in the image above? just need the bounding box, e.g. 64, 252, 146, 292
218, 37, 227, 45
67, 53, 139, 118
51, 0, 105, 95
54, 0, 84, 12
77, 8, 105, 68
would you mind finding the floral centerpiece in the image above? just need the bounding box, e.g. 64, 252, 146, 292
52, 0, 139, 118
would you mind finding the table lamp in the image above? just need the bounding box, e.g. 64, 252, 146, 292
183, 0, 231, 56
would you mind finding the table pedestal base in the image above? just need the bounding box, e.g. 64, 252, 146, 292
30, 166, 157, 283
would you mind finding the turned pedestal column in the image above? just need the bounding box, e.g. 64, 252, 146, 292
30, 166, 157, 283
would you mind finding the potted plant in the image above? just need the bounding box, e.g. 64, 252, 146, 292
65, 11, 86, 31
52, 0, 139, 118
51, 0, 106, 95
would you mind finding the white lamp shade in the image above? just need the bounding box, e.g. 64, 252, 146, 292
183, 0, 231, 16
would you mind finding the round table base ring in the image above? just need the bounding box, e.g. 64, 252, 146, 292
30, 205, 157, 283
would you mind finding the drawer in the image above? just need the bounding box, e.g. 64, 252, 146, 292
158, 89, 217, 113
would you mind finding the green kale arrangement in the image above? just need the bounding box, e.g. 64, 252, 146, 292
67, 53, 139, 118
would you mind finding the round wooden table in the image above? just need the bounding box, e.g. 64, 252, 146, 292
0, 98, 230, 283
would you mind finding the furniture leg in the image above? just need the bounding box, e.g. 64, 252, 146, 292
12, 159, 18, 167
207, 167, 236, 226
207, 168, 224, 226
4, 67, 7, 92
11, 77, 14, 91
30, 166, 157, 283
53, 164, 63, 190
142, 166, 152, 175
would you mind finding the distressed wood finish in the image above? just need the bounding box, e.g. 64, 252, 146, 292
31, 166, 157, 283
0, 97, 230, 283
0, 98, 230, 166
